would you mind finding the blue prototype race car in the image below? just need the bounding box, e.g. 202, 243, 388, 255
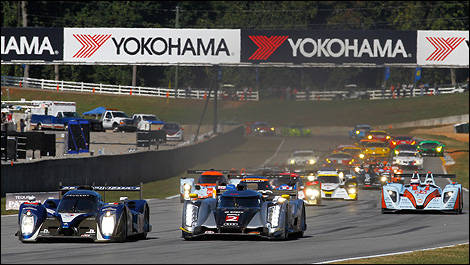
17, 185, 151, 242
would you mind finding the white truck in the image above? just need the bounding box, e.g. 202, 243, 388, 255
131, 114, 165, 131
101, 110, 133, 130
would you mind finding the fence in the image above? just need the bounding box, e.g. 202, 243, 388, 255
294, 83, 467, 101
1, 76, 259, 101
2, 76, 466, 102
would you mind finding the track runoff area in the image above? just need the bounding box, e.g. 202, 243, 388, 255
2, 133, 468, 264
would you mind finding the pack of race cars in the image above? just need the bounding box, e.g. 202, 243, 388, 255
15, 124, 462, 243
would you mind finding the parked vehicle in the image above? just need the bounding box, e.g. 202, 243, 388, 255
101, 110, 134, 131
132, 114, 165, 131
29, 101, 87, 130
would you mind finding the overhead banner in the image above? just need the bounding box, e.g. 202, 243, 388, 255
241, 30, 417, 64
417, 30, 469, 66
1, 27, 63, 61
63, 28, 240, 64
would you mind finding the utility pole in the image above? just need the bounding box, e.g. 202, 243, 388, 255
174, 5, 180, 98
132, 65, 137, 86
214, 66, 221, 135
21, 1, 29, 84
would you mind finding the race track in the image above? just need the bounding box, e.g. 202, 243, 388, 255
2, 133, 468, 264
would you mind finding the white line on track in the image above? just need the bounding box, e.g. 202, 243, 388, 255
316, 242, 469, 264
165, 194, 180, 199
261, 138, 286, 167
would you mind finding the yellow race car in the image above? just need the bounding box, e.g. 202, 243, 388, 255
358, 139, 391, 159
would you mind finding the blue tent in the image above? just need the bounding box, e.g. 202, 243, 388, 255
82, 106, 106, 116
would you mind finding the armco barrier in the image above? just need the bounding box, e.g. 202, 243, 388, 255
1, 126, 245, 196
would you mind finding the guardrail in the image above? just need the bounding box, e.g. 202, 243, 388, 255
1, 76, 259, 101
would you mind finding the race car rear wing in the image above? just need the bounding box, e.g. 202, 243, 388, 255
394, 174, 456, 178
59, 182, 143, 200
187, 169, 238, 175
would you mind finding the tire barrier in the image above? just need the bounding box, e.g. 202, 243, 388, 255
1, 126, 245, 196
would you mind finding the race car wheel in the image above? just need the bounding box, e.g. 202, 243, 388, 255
137, 205, 150, 240
118, 210, 127, 243
457, 191, 463, 214
37, 123, 42, 130
112, 122, 118, 130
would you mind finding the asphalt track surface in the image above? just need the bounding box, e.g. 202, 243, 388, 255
1, 134, 468, 264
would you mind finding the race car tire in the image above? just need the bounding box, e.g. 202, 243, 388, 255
457, 191, 463, 214
118, 210, 127, 243
37, 123, 42, 130
182, 231, 196, 240
293, 205, 306, 238
180, 195, 184, 203
137, 205, 150, 240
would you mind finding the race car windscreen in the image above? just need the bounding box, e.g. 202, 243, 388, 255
271, 177, 297, 186
421, 142, 439, 149
397, 151, 419, 157
317, 175, 340, 183
57, 195, 99, 213
243, 181, 272, 190
394, 136, 413, 141
364, 142, 387, 148
198, 175, 225, 184
163, 123, 180, 130
397, 144, 417, 151
293, 151, 314, 157
371, 131, 386, 136
219, 196, 262, 208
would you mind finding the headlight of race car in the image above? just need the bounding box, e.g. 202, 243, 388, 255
415, 159, 423, 165
367, 135, 372, 140
380, 176, 388, 182
271, 127, 275, 131
289, 159, 295, 165
338, 172, 344, 179
394, 150, 399, 155
306, 188, 319, 198
101, 211, 115, 236
436, 146, 443, 152
183, 184, 191, 199
387, 190, 397, 202
355, 130, 360, 135
21, 211, 35, 235
354, 166, 360, 173
307, 175, 315, 181
309, 159, 316, 165
443, 191, 454, 204
359, 153, 365, 159
268, 205, 281, 228
185, 204, 198, 227
347, 187, 356, 194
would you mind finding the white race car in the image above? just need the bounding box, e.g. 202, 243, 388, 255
287, 150, 319, 167
381, 172, 463, 213
393, 150, 424, 169
316, 170, 358, 201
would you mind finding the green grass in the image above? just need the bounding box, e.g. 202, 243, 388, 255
334, 244, 469, 264
2, 87, 468, 126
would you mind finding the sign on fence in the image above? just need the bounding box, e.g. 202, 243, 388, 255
5, 191, 60, 210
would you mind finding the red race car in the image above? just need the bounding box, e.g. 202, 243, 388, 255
389, 135, 416, 149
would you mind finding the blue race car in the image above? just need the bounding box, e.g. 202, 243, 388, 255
16, 185, 151, 242
349, 124, 372, 140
